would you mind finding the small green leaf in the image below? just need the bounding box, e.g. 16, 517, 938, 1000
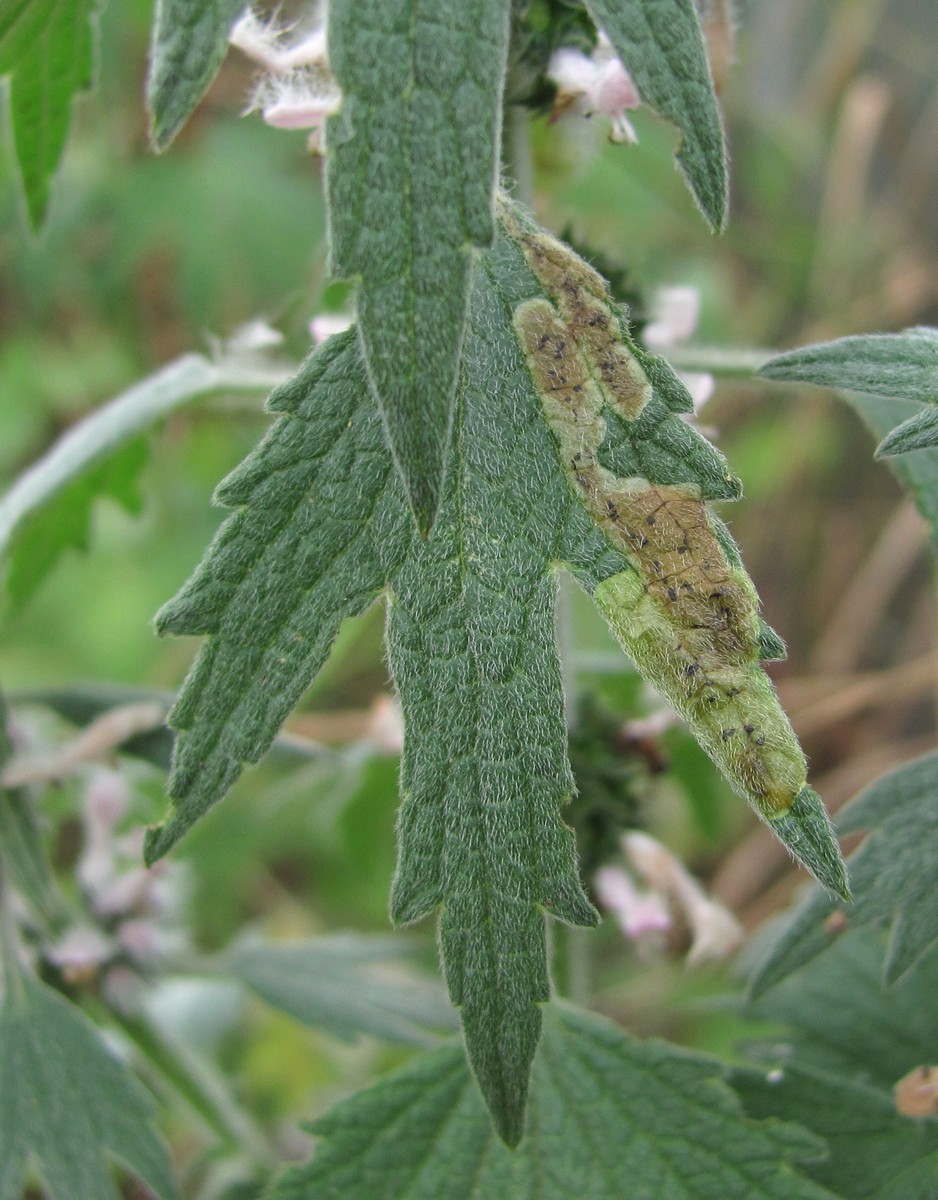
584, 0, 728, 229
326, 0, 511, 532
147, 0, 248, 150
272, 1005, 833, 1200
875, 405, 938, 456
0, 0, 98, 228
750, 750, 938, 997
759, 328, 938, 402
0, 966, 178, 1200
226, 933, 457, 1044
734, 1061, 938, 1200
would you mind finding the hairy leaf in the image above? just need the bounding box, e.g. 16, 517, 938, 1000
743, 931, 938, 1089
227, 933, 456, 1045
0, 965, 178, 1200
153, 209, 842, 1141
845, 390, 938, 553
735, 1062, 938, 1200
584, 0, 727, 229
749, 750, 938, 997
0, 0, 97, 227
147, 0, 248, 150
760, 328, 938, 459
759, 328, 938, 403
272, 1005, 833, 1200
875, 405, 938, 457
326, 0, 510, 532
0, 353, 289, 606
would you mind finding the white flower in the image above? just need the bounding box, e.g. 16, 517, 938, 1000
229, 8, 328, 74
231, 7, 340, 148
310, 312, 353, 344
644, 286, 716, 418
47, 926, 114, 976
622, 831, 742, 964
549, 34, 641, 144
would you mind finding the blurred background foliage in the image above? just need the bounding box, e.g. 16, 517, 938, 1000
1, 0, 937, 1186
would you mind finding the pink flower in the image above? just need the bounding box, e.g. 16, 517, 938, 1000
549, 35, 641, 144
623, 832, 742, 964
594, 865, 671, 945
310, 312, 353, 344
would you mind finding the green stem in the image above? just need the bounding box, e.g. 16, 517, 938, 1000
504, 105, 534, 206
665, 345, 774, 377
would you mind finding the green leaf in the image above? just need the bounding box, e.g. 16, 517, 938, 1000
734, 1062, 938, 1200
749, 750, 938, 998
146, 0, 247, 150
759, 328, 938, 403
0, 352, 289, 607
760, 328, 938, 460
845, 391, 938, 548
743, 931, 938, 1089
226, 933, 457, 1045
0, 966, 178, 1200
584, 0, 728, 230
0, 0, 98, 228
272, 1005, 833, 1200
153, 208, 841, 1142
875, 405, 938, 457
326, 0, 510, 533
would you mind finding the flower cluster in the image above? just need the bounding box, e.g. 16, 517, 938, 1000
229, 6, 340, 148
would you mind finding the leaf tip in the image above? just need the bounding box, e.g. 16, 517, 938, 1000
769, 786, 850, 900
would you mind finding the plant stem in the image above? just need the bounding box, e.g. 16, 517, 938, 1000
666, 345, 774, 377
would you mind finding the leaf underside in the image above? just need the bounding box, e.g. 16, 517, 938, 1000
584, 0, 728, 230
0, 968, 177, 1200
0, 0, 97, 228
749, 749, 938, 998
153, 206, 842, 1141
272, 1005, 833, 1200
146, 0, 248, 150
326, 0, 510, 533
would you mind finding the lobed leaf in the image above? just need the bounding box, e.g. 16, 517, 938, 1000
272, 1005, 833, 1200
0, 0, 97, 228
147, 330, 403, 863
155, 208, 843, 1141
146, 0, 248, 150
734, 1061, 938, 1200
585, 0, 728, 230
326, 0, 510, 532
749, 749, 938, 997
0, 965, 178, 1200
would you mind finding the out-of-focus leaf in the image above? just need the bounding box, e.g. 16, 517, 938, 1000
0, 965, 178, 1200
147, 0, 248, 150
584, 0, 727, 229
0, 0, 98, 227
0, 353, 291, 607
326, 0, 511, 532
750, 750, 938, 997
734, 1061, 938, 1200
272, 1005, 833, 1200
227, 933, 457, 1045
744, 931, 938, 1089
